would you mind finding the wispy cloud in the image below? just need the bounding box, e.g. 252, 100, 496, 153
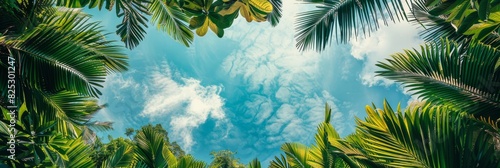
99, 62, 227, 152
218, 0, 350, 160
140, 63, 227, 152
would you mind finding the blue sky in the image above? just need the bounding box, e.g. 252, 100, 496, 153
89, 1, 423, 165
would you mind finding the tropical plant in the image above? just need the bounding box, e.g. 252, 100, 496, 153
0, 4, 127, 136
131, 124, 186, 158
0, 1, 127, 166
377, 39, 500, 119
270, 102, 500, 167
90, 136, 135, 167
99, 125, 207, 168
0, 103, 103, 167
125, 128, 135, 139
55, 0, 283, 49
208, 150, 245, 168
413, 0, 500, 44
295, 0, 408, 51
248, 158, 262, 168
295, 0, 500, 52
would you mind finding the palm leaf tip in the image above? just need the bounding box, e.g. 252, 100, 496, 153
376, 39, 500, 119
295, 0, 408, 52
267, 0, 282, 27
116, 0, 150, 49
149, 0, 194, 47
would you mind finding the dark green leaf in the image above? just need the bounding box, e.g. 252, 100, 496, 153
479, 0, 491, 20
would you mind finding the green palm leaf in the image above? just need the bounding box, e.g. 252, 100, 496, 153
56, 0, 150, 49
101, 145, 135, 168
248, 158, 261, 168
409, 0, 500, 49
175, 155, 207, 168
148, 0, 194, 47
310, 104, 374, 168
353, 101, 500, 167
116, 0, 150, 49
269, 154, 291, 168
4, 10, 127, 97
410, 0, 469, 46
62, 138, 96, 168
133, 125, 171, 168
267, 0, 282, 27
295, 0, 408, 52
376, 39, 500, 119
281, 142, 312, 168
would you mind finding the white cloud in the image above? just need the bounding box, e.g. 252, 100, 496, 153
219, 0, 351, 159
350, 21, 424, 87
222, 0, 326, 94
140, 63, 226, 152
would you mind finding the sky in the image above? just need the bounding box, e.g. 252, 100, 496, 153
88, 1, 424, 165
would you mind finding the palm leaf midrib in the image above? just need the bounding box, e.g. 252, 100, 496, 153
15, 46, 94, 84
384, 70, 500, 107
296, 2, 338, 37
359, 110, 431, 168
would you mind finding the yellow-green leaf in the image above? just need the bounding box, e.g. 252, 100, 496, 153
219, 1, 244, 16
240, 6, 253, 22
209, 20, 218, 35
249, 0, 272, 14
189, 16, 206, 29
196, 17, 209, 36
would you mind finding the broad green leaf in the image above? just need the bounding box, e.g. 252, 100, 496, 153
429, 0, 467, 16
189, 15, 206, 29
463, 22, 498, 35
208, 18, 223, 37
472, 23, 500, 41
249, 0, 272, 14
457, 11, 479, 34
218, 1, 243, 16
479, 0, 491, 20
196, 17, 209, 36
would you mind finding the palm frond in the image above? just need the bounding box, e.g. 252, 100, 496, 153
376, 39, 500, 119
149, 0, 194, 47
116, 0, 150, 49
410, 0, 500, 49
101, 145, 134, 168
0, 0, 55, 33
353, 101, 500, 167
8, 10, 127, 97
267, 0, 282, 27
309, 103, 371, 168
133, 125, 171, 168
175, 155, 207, 168
281, 143, 312, 168
269, 154, 291, 168
409, 0, 468, 46
248, 158, 261, 168
295, 0, 408, 52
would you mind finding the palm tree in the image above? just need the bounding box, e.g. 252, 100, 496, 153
0, 102, 104, 167
248, 158, 262, 168
0, 1, 128, 134
125, 128, 135, 139
208, 150, 245, 168
101, 125, 207, 168
271, 102, 500, 167
0, 1, 127, 166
